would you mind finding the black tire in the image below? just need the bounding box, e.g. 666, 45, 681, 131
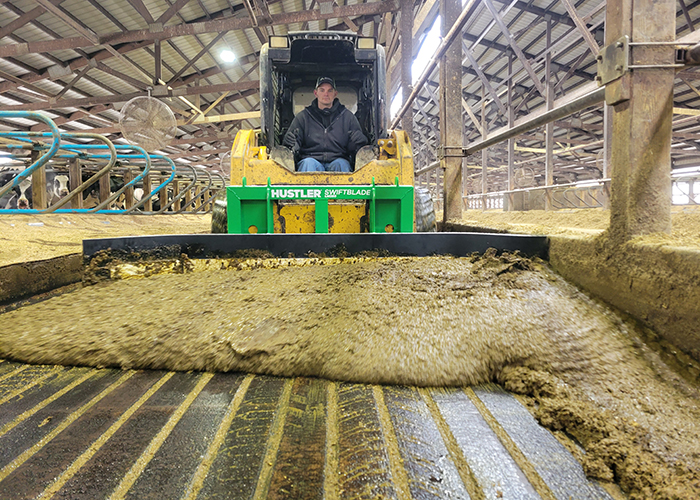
211, 190, 228, 233
414, 187, 437, 232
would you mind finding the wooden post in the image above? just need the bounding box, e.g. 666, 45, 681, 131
124, 169, 134, 209
172, 180, 181, 211
185, 185, 193, 212
400, 0, 414, 141
437, 167, 443, 212
480, 88, 488, 211
30, 150, 48, 209
194, 187, 202, 211
99, 171, 110, 208
69, 157, 82, 209
159, 181, 168, 212
545, 16, 554, 211
606, 0, 674, 240
507, 50, 515, 211
154, 40, 162, 84
440, 0, 463, 221
602, 104, 612, 209
143, 174, 152, 211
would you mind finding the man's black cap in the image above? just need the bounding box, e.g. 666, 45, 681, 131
315, 76, 336, 89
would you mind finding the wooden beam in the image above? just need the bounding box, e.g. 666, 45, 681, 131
166, 31, 228, 85
157, 0, 194, 25
0, 0, 66, 40
0, 69, 53, 97
0, 80, 260, 111
54, 66, 92, 100
126, 0, 155, 24
673, 107, 700, 116
242, 0, 269, 45
184, 111, 259, 125
166, 147, 231, 159
461, 39, 506, 115
0, 0, 400, 58
480, 0, 545, 96
200, 92, 230, 117
462, 98, 483, 136
0, 40, 153, 95
34, 0, 100, 44
95, 61, 149, 90
558, 0, 599, 55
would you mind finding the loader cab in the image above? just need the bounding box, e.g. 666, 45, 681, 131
259, 31, 388, 151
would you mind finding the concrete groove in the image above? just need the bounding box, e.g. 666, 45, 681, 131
0, 362, 608, 499
253, 378, 294, 500
0, 370, 96, 439
472, 385, 613, 500
372, 385, 414, 500
463, 387, 557, 500
419, 387, 484, 500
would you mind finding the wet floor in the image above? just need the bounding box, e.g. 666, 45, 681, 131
1, 252, 699, 498
0, 360, 611, 500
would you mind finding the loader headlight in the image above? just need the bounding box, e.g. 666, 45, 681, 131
355, 37, 377, 62
357, 37, 376, 49
269, 36, 289, 48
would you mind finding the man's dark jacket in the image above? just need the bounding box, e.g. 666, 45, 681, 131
283, 98, 368, 166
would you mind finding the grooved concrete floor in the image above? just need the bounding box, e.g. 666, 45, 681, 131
0, 361, 612, 500
0, 211, 638, 499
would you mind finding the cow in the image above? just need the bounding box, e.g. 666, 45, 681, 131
0, 169, 19, 209
1, 192, 18, 209
51, 174, 70, 204
79, 174, 131, 210
0, 168, 32, 210
16, 178, 32, 209
0, 167, 61, 210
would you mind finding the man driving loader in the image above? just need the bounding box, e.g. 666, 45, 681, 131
282, 76, 368, 172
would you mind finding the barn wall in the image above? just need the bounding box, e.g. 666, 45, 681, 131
0, 255, 82, 305
549, 235, 700, 365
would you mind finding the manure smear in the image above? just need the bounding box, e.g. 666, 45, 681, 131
2, 252, 699, 499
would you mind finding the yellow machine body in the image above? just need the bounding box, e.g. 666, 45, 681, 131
229, 129, 414, 233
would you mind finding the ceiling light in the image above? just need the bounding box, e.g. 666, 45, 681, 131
220, 50, 236, 62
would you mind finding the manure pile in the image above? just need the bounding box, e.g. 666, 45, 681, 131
2, 251, 699, 499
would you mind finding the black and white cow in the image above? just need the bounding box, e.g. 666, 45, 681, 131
51, 174, 70, 204
0, 168, 58, 210
0, 168, 31, 209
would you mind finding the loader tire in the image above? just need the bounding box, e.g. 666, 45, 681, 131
211, 190, 228, 233
414, 187, 437, 232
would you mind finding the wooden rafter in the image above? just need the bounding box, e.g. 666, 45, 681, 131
126, 0, 155, 24
34, 0, 99, 44
167, 31, 229, 84
0, 0, 66, 40
0, 80, 260, 111
0, 0, 400, 58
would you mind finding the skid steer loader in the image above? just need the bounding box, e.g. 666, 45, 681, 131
211, 31, 436, 234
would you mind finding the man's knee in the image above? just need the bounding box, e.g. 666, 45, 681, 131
298, 158, 324, 172
328, 158, 352, 172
